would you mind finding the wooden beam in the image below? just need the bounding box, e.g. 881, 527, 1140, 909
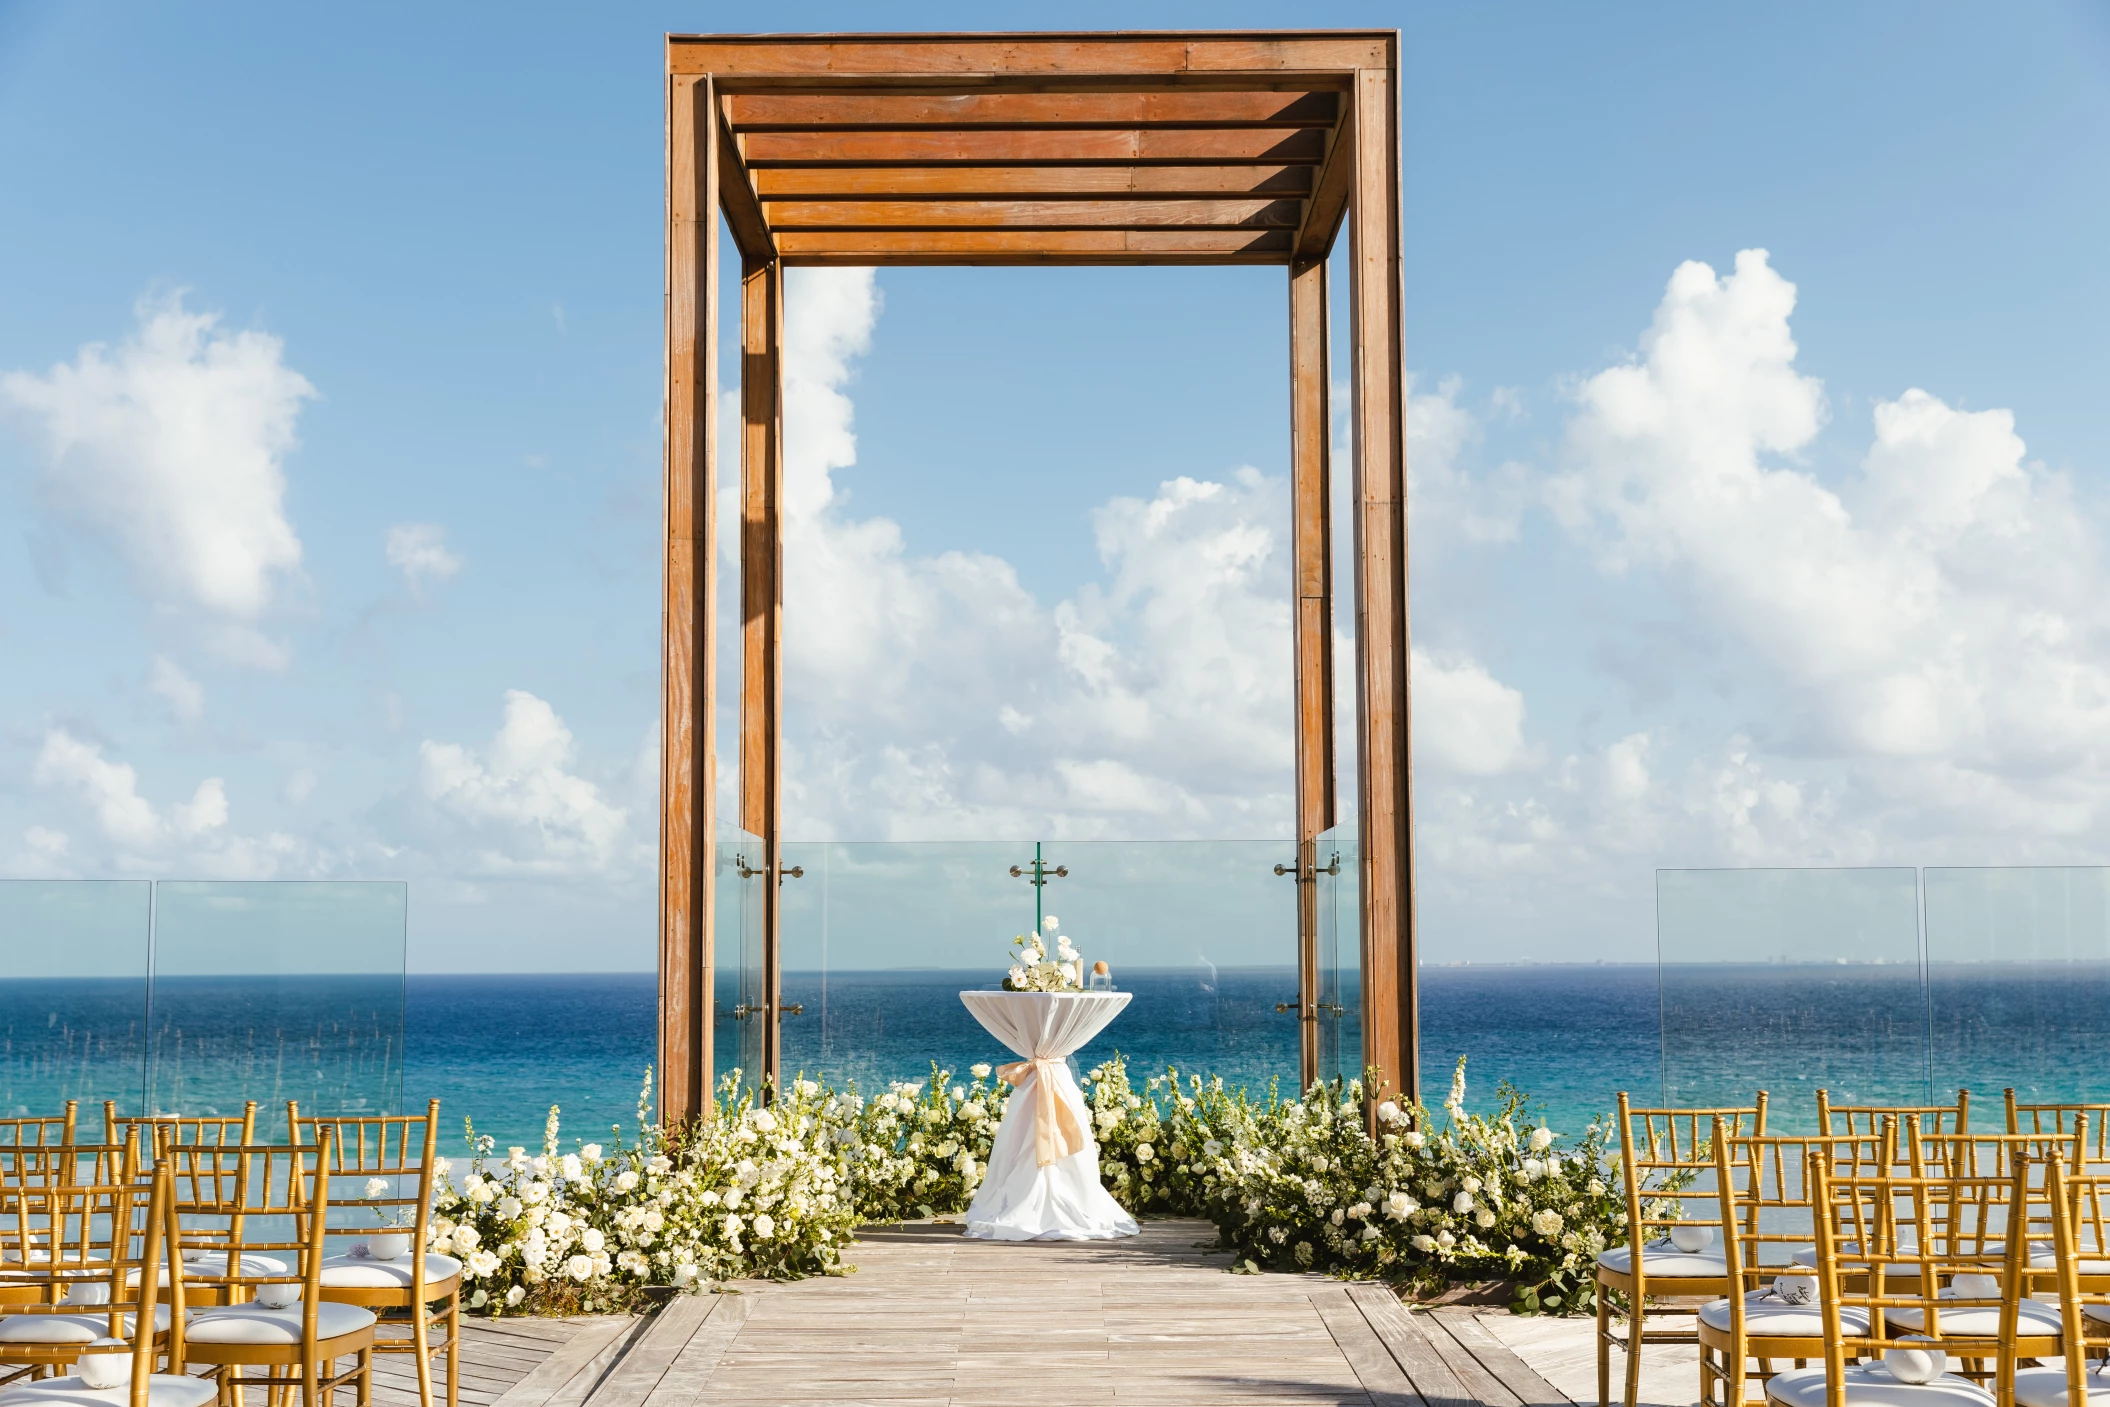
774, 227, 1293, 264
1289, 253, 1336, 1092
1344, 62, 1415, 1108
716, 97, 775, 262
739, 256, 786, 1092
726, 90, 1339, 129
1295, 84, 1354, 259
762, 197, 1302, 230
668, 33, 1391, 78
741, 128, 1327, 165
660, 74, 720, 1126
754, 163, 1314, 198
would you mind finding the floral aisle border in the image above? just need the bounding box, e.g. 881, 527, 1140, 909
428, 1059, 1627, 1317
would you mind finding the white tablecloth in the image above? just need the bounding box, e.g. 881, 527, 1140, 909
958, 991, 1139, 1242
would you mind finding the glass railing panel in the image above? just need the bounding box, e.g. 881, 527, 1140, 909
1314, 827, 1360, 1092
777, 842, 1026, 1094
1924, 867, 2110, 1108
1039, 840, 1299, 1100
1658, 867, 1926, 1127
147, 882, 406, 1137
711, 825, 768, 1098
0, 880, 152, 1118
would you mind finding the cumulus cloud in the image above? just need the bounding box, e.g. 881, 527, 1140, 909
417, 691, 639, 876
27, 728, 293, 876
385, 522, 463, 591
1, 293, 311, 664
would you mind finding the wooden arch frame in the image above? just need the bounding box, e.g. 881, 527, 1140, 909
659, 29, 1414, 1121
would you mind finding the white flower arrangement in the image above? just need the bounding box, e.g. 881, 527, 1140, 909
1001, 915, 1082, 992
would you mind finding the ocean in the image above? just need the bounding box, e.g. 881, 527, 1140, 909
5, 965, 2105, 1154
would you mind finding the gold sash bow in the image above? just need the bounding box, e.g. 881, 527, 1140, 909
996, 1057, 1090, 1168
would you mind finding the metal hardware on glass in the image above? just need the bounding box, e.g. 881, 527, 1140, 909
731, 1004, 757, 1020
1276, 1000, 1299, 1013
781, 1003, 804, 1016
781, 865, 805, 881
734, 855, 764, 879
1009, 842, 1068, 931
1275, 854, 1344, 880
1318, 1003, 1345, 1018
1320, 853, 1342, 876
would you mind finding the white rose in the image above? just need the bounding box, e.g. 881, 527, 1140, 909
468, 1249, 499, 1277
1136, 1144, 1154, 1163
504, 1285, 525, 1307
615, 1170, 639, 1193
565, 1255, 593, 1281
971, 1064, 991, 1080
559, 1155, 583, 1181
751, 1110, 778, 1134
1330, 1209, 1344, 1226
1376, 1100, 1401, 1124
752, 1213, 775, 1240
1403, 1131, 1426, 1149
723, 1214, 744, 1237
497, 1196, 522, 1219
1475, 1209, 1496, 1228
580, 1144, 603, 1162
1412, 1234, 1436, 1252
452, 1224, 481, 1253
521, 1182, 549, 1205
1530, 1127, 1555, 1150
1453, 1192, 1473, 1213
1532, 1209, 1565, 1237
580, 1228, 606, 1254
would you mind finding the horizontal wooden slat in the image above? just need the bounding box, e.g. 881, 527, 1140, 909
668, 34, 1392, 78
763, 197, 1301, 230
776, 227, 1294, 265
725, 91, 1339, 129
741, 128, 1327, 165
754, 164, 1313, 198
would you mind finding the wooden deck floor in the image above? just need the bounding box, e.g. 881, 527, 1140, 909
392, 1221, 1699, 1407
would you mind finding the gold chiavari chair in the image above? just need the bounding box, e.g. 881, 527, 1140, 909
1701, 1120, 1856, 1407
0, 1157, 179, 1388
102, 1108, 257, 1163
1764, 1150, 2043, 1407
174, 1130, 376, 1407
141, 1110, 292, 1303
2007, 1092, 2110, 1174
2017, 1162, 2110, 1407
1597, 1091, 1770, 1407
0, 1144, 143, 1310
0, 1109, 78, 1156
1914, 1115, 2086, 1293
288, 1101, 458, 1407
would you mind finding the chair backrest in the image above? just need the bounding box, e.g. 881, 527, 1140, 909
1806, 1147, 2029, 1407
1615, 1091, 1766, 1290
2006, 1090, 2110, 1166
0, 1103, 78, 1149
0, 1155, 188, 1395
1816, 1089, 1968, 1161
161, 1129, 334, 1310
2038, 1163, 2110, 1407
105, 1102, 258, 1159
1909, 1114, 2082, 1260
287, 1101, 441, 1286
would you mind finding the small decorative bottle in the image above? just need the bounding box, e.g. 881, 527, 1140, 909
1087, 960, 1113, 992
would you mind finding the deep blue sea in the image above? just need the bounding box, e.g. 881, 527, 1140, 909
5, 965, 2106, 1153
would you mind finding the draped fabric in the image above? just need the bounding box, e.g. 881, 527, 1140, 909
958, 991, 1140, 1242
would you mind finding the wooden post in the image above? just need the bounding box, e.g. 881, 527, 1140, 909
1346, 61, 1417, 1106
659, 73, 720, 1125
739, 254, 786, 1090
1289, 253, 1336, 1092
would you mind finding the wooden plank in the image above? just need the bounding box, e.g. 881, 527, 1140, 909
741, 127, 1327, 165
583, 1294, 720, 1407
641, 1295, 750, 1406
542, 1319, 650, 1407
1344, 61, 1415, 1107
737, 254, 786, 1088
488, 1318, 637, 1407
1288, 251, 1334, 1092
1413, 1312, 1522, 1407
1310, 1286, 1424, 1407
1345, 1286, 1474, 1407
725, 91, 1339, 129
762, 197, 1303, 229
658, 71, 721, 1124
1426, 1309, 1570, 1407
1296, 84, 1354, 259
775, 228, 1292, 262
715, 97, 775, 263
667, 33, 1391, 78
754, 164, 1313, 198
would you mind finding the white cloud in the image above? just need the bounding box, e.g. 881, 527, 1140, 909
1, 293, 311, 662
148, 655, 204, 724
1412, 650, 1529, 776
28, 728, 293, 876
385, 522, 463, 591
417, 691, 638, 876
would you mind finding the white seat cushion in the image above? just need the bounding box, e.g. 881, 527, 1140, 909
0, 1307, 171, 1343
1598, 1241, 1729, 1278
2033, 1248, 2110, 1276
1791, 1243, 1924, 1277
2081, 1303, 2110, 1326
317, 1253, 461, 1289
186, 1302, 375, 1345
0, 1376, 216, 1407
1766, 1365, 1996, 1407
2014, 1366, 2110, 1407
1886, 1298, 2064, 1336
1699, 1290, 1870, 1337
125, 1253, 289, 1287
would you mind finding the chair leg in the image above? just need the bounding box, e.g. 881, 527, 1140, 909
1597, 1286, 1613, 1407
1622, 1298, 1644, 1407
445, 1293, 460, 1407
412, 1303, 433, 1407
359, 1346, 373, 1407
302, 1354, 318, 1407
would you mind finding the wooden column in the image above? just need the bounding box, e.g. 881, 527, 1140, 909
659, 73, 720, 1125
1289, 253, 1336, 1091
1346, 62, 1418, 1105
739, 254, 786, 1089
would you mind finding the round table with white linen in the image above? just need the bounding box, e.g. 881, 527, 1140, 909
957, 990, 1140, 1242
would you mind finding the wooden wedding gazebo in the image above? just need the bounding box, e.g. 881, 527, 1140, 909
657, 29, 1414, 1121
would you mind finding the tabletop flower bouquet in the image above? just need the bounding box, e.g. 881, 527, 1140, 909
1002, 915, 1082, 991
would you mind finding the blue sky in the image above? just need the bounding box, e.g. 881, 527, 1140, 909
1, 2, 2106, 972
